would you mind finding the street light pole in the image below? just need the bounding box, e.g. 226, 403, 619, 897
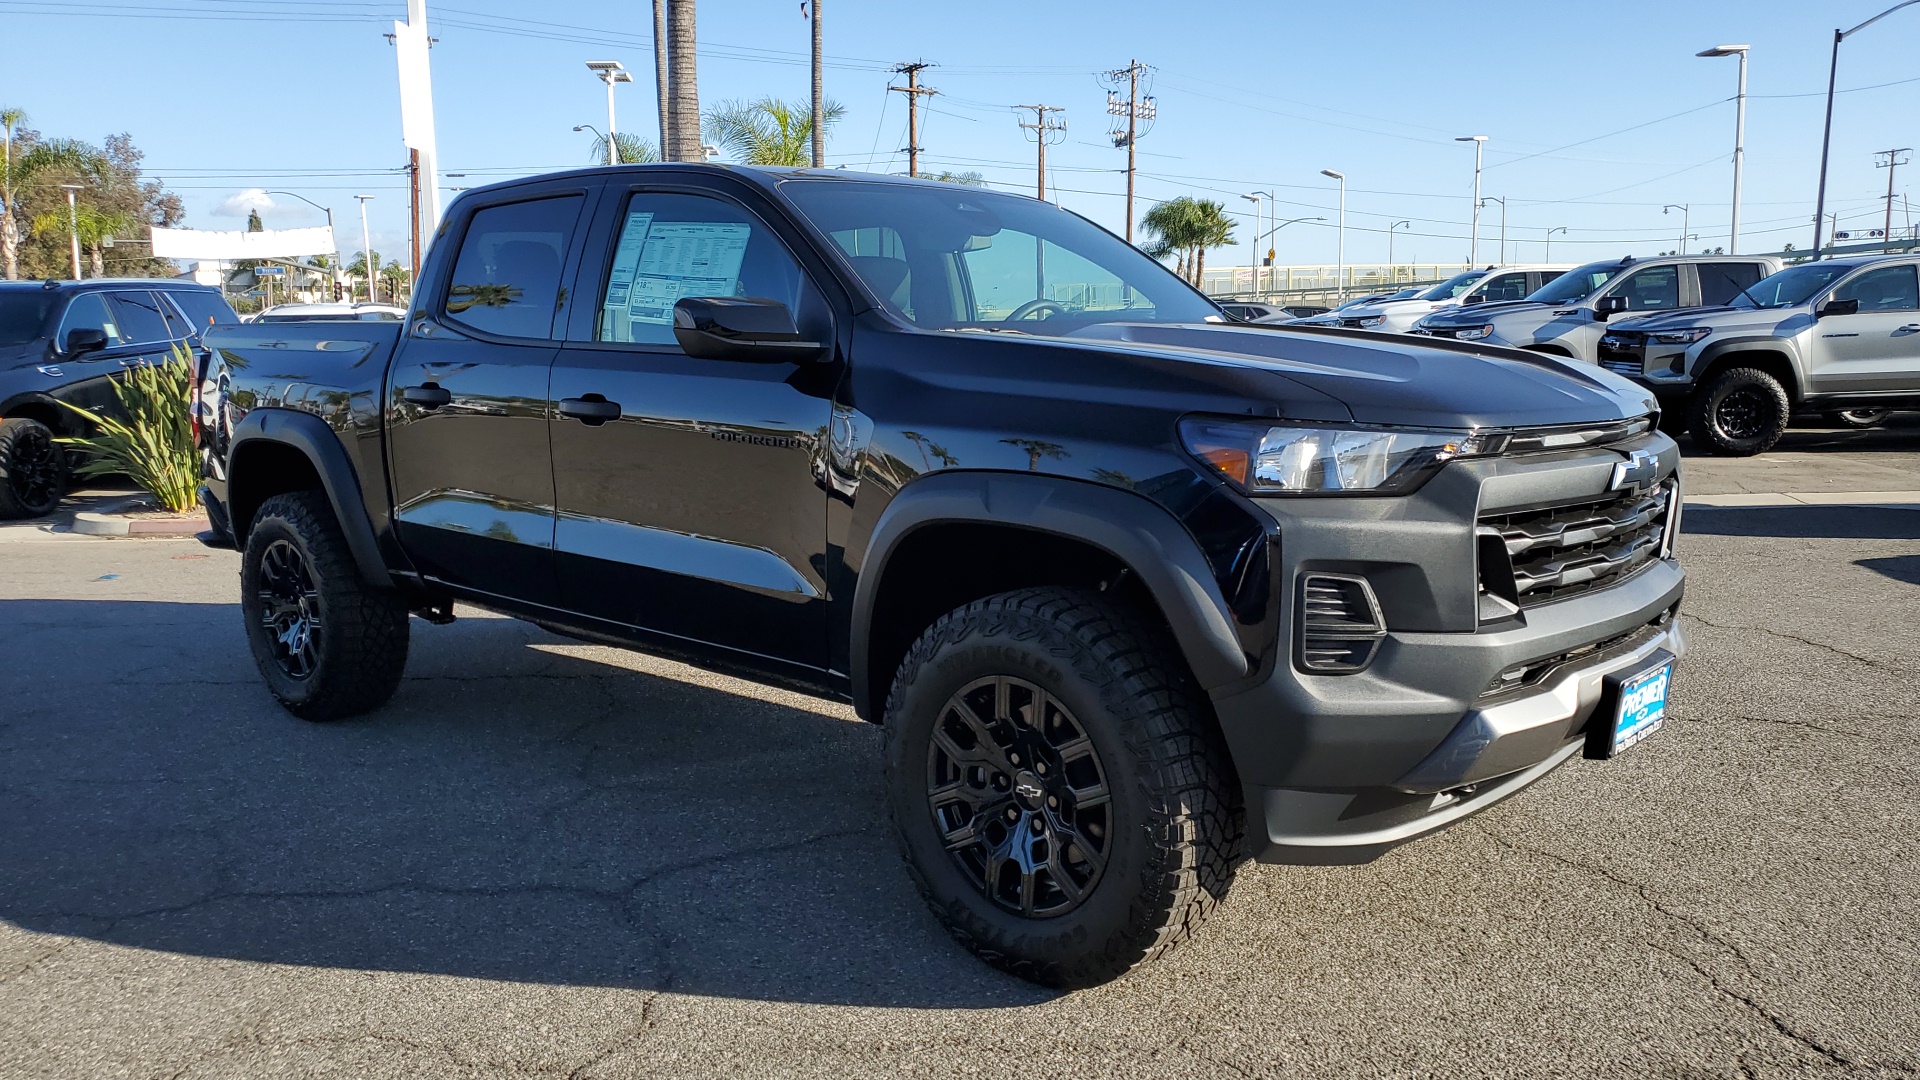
1388, 220, 1410, 278
58, 183, 82, 279
1480, 196, 1507, 263
355, 194, 376, 304
1457, 135, 1487, 266
1697, 44, 1749, 253
1545, 226, 1567, 261
266, 190, 339, 301
1665, 204, 1691, 254
586, 61, 633, 165
1813, 2, 1920, 257
1320, 170, 1346, 301
1241, 191, 1266, 296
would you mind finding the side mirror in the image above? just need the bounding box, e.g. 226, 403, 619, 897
1816, 298, 1859, 318
1462, 293, 1485, 305
64, 327, 109, 354
672, 296, 825, 363
1594, 295, 1630, 321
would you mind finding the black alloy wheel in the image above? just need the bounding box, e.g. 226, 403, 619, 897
0, 417, 68, 519
927, 675, 1111, 918
257, 538, 322, 680
1825, 408, 1892, 430
1689, 366, 1790, 456
1714, 386, 1772, 441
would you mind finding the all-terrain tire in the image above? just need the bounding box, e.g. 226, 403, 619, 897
241, 491, 409, 721
1689, 366, 1791, 456
0, 417, 69, 519
883, 587, 1242, 989
1822, 408, 1891, 430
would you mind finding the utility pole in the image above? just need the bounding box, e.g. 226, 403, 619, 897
889, 61, 937, 178
1457, 135, 1486, 265
408, 149, 422, 282
1014, 104, 1067, 200
1878, 148, 1911, 250
1105, 60, 1155, 244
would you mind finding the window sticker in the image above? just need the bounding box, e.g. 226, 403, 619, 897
626, 221, 752, 326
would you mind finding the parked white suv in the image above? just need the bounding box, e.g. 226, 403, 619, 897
1598, 255, 1920, 454
1298, 265, 1572, 333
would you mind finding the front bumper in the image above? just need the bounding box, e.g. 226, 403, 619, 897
1207, 435, 1687, 865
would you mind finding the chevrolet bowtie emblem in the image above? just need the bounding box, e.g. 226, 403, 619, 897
1610, 448, 1658, 492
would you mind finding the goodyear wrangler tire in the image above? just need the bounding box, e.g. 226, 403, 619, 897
883, 587, 1242, 988
241, 491, 410, 721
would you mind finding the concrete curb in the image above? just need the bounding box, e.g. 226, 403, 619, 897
70, 511, 210, 537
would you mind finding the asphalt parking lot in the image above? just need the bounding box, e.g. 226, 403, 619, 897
2, 423, 1917, 1079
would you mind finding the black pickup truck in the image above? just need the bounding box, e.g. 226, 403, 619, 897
197, 165, 1686, 987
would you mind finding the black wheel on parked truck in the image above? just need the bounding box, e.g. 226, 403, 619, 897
1688, 366, 1790, 456
241, 491, 409, 721
1822, 408, 1891, 430
882, 587, 1242, 988
0, 417, 68, 520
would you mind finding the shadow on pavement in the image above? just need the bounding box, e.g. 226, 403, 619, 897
0, 599, 1051, 1010
1683, 504, 1920, 540
1857, 555, 1920, 586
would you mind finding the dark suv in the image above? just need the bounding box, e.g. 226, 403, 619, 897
196, 166, 1685, 987
0, 279, 238, 517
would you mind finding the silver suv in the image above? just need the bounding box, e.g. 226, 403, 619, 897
1410, 254, 1781, 363
1597, 255, 1920, 455
1296, 265, 1571, 333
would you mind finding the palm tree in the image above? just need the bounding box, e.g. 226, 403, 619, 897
2, 117, 102, 280
380, 260, 410, 302
666, 0, 700, 161
586, 132, 658, 166
347, 250, 381, 303
704, 97, 845, 167
1141, 197, 1235, 286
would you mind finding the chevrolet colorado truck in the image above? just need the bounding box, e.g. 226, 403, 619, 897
197, 165, 1687, 988
1294, 265, 1572, 333
1598, 255, 1920, 454
1411, 254, 1780, 365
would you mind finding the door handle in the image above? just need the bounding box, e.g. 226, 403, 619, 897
401, 382, 452, 408
558, 395, 622, 425
1897, 324, 1920, 334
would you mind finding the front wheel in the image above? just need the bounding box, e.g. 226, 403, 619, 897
241, 491, 410, 721
1688, 367, 1790, 456
883, 587, 1242, 988
1823, 408, 1891, 430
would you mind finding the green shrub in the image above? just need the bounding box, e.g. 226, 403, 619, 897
56, 342, 199, 513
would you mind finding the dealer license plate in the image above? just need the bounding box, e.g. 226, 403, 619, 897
1588, 654, 1673, 759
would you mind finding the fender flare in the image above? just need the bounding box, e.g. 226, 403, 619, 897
1692, 339, 1801, 395
849, 471, 1251, 718
228, 408, 392, 589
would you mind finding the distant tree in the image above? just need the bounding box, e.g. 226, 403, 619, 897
704, 97, 845, 166
32, 202, 137, 278
932, 170, 986, 186
1141, 197, 1235, 285
9, 128, 180, 279
246, 208, 264, 232
586, 131, 659, 166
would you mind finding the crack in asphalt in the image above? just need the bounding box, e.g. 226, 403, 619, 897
1681, 611, 1904, 672
1673, 713, 1876, 739
1472, 825, 1916, 1074
564, 994, 660, 1080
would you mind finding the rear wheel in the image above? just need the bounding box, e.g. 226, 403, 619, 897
1689, 367, 1790, 456
883, 587, 1242, 988
1822, 408, 1891, 430
241, 491, 410, 721
0, 417, 68, 519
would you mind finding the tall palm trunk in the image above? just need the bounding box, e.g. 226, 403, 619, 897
665, 0, 700, 161
809, 0, 824, 168
1, 109, 21, 281
88, 243, 104, 279
652, 0, 669, 156
1194, 245, 1206, 286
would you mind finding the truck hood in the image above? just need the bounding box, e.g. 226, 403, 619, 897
1065, 322, 1653, 429
1609, 306, 1798, 336
1417, 299, 1560, 328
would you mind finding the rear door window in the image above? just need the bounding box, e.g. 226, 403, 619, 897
1613, 266, 1680, 312
443, 194, 586, 340
1698, 262, 1765, 306
108, 291, 174, 345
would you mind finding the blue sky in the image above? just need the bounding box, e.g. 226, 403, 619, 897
4, 0, 1917, 269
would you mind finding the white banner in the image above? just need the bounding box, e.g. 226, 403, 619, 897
149, 225, 338, 261
395, 10, 442, 235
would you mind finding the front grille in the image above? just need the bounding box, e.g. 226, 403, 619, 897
1599, 356, 1643, 378
1410, 327, 1455, 339
1479, 480, 1674, 607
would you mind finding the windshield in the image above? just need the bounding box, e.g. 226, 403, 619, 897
0, 292, 55, 347
778, 179, 1220, 333
1529, 261, 1626, 304
1416, 270, 1487, 302
1732, 263, 1852, 309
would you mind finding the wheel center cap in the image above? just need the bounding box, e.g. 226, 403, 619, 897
1012, 770, 1046, 810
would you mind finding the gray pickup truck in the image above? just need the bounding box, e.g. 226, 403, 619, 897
1598, 254, 1920, 454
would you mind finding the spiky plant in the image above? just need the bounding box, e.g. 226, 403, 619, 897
55, 342, 198, 512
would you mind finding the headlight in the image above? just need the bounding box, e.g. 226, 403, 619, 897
1649, 327, 1711, 345
1355, 315, 1386, 328
1456, 324, 1494, 341
1180, 418, 1504, 495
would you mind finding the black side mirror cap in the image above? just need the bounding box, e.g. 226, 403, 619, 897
1816, 297, 1859, 318
1594, 295, 1630, 321
1462, 293, 1485, 305
64, 327, 109, 354
672, 296, 826, 363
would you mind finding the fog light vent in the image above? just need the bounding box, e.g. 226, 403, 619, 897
1296, 574, 1386, 674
